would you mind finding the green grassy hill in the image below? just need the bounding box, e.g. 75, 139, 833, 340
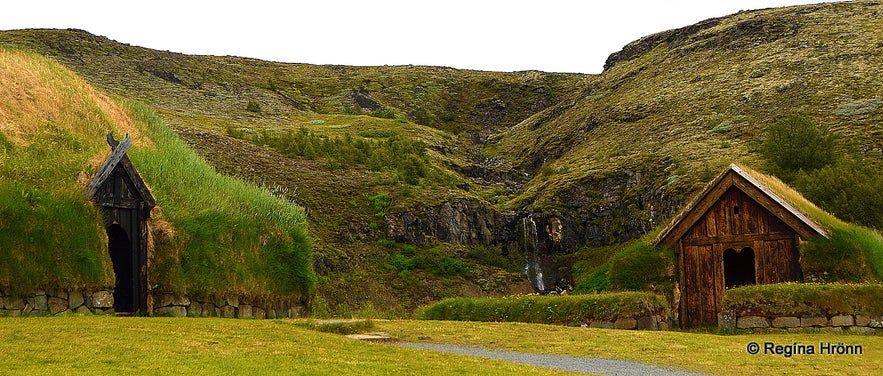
2, 0, 882, 316
0, 48, 312, 303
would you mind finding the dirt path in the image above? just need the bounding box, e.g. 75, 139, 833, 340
398, 342, 707, 376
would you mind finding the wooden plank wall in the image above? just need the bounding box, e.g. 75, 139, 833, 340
679, 187, 802, 327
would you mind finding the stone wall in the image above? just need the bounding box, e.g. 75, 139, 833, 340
0, 289, 305, 319
719, 311, 883, 334
579, 314, 670, 331
151, 292, 305, 319
0, 289, 115, 316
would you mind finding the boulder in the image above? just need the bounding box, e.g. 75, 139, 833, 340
614, 318, 637, 330
91, 291, 114, 308
254, 307, 266, 320
855, 315, 871, 327
69, 291, 85, 309
830, 315, 854, 327
772, 317, 800, 328
737, 316, 770, 329
238, 304, 253, 319
48, 297, 68, 315
637, 315, 658, 330
155, 306, 187, 317
188, 303, 203, 317
220, 305, 235, 318
4, 297, 24, 310
800, 316, 828, 327
589, 321, 614, 329
34, 294, 48, 312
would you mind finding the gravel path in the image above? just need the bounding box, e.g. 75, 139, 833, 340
398, 342, 707, 376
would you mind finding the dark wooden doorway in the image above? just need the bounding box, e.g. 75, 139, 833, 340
724, 247, 756, 288
87, 133, 155, 315
108, 224, 135, 312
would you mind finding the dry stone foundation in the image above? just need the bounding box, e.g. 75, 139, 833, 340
0, 289, 305, 319
720, 311, 883, 333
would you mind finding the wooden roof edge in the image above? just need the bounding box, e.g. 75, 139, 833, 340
85, 133, 156, 210
654, 163, 832, 247
652, 164, 738, 248
729, 163, 829, 239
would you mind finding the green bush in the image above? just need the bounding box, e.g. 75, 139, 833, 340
467, 245, 522, 272
794, 159, 883, 229
414, 250, 464, 276
801, 225, 883, 283
574, 265, 610, 293
760, 113, 837, 179
722, 283, 883, 317
388, 254, 415, 271
418, 292, 669, 324
368, 109, 396, 119
607, 243, 676, 294
246, 99, 261, 113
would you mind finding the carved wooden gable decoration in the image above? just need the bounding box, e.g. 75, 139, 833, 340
654, 164, 829, 328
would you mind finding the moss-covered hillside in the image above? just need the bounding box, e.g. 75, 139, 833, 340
2, 0, 882, 316
0, 48, 312, 303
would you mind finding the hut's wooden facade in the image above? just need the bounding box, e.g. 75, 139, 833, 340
87, 133, 155, 314
655, 164, 829, 328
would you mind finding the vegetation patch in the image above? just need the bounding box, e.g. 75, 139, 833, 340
722, 282, 883, 317
226, 126, 439, 185
294, 319, 376, 335
832, 98, 883, 116
417, 292, 668, 324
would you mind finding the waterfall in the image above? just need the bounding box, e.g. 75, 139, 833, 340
522, 215, 546, 292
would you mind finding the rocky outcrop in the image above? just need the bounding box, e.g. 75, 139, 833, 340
385, 198, 520, 247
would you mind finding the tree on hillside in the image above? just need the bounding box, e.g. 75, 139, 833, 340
760, 113, 837, 179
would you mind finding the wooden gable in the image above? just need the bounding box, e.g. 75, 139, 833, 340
87, 133, 155, 212
655, 164, 828, 249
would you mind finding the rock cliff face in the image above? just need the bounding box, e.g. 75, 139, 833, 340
383, 163, 688, 293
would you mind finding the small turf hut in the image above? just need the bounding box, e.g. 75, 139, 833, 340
654, 164, 830, 328
86, 133, 155, 315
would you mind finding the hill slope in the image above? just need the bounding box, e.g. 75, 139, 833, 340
2, 0, 882, 315
0, 48, 312, 303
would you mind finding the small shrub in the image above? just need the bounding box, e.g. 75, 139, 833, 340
367, 193, 390, 217
358, 129, 398, 138
369, 109, 396, 119
388, 254, 415, 271
706, 121, 733, 134
298, 319, 375, 335
246, 99, 261, 113
414, 249, 463, 276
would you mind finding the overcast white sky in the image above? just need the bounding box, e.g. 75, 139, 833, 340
2, 0, 833, 74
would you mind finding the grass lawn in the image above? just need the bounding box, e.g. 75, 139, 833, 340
0, 316, 575, 375
2, 316, 880, 375
377, 320, 883, 375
